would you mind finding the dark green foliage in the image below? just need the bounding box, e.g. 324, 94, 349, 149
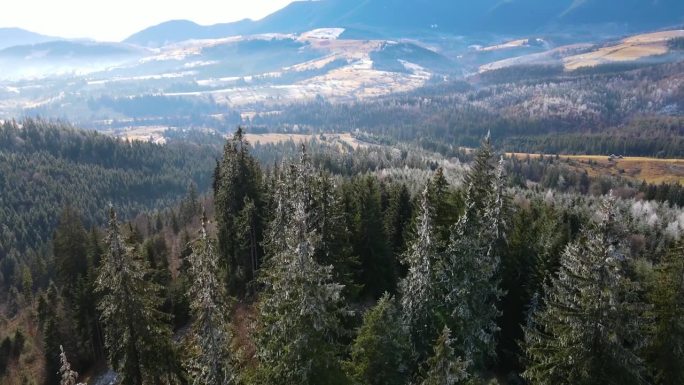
524, 197, 649, 385
5, 118, 684, 385
349, 176, 396, 299
311, 173, 361, 299
0, 337, 10, 376
346, 294, 411, 385
496, 200, 577, 374
96, 208, 181, 385
39, 286, 72, 385
647, 241, 684, 385
427, 168, 463, 250
214, 128, 265, 298
384, 183, 413, 263
420, 327, 469, 385
53, 207, 89, 301
0, 118, 217, 302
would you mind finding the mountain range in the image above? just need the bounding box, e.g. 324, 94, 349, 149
0, 0, 682, 125
1, 0, 683, 49
125, 0, 684, 47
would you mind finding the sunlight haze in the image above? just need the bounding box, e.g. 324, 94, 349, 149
0, 0, 296, 41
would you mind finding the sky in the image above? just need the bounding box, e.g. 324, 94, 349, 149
0, 0, 296, 42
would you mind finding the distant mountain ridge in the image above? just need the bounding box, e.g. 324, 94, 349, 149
124, 0, 684, 47
0, 28, 60, 50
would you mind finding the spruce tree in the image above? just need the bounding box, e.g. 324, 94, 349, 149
186, 211, 234, 385
96, 207, 181, 385
264, 148, 359, 297
648, 241, 684, 385
384, 183, 413, 264
352, 175, 395, 299
254, 149, 348, 385
215, 127, 265, 298
53, 206, 88, 301
43, 299, 63, 385
400, 186, 440, 361
346, 293, 411, 385
426, 168, 461, 250
420, 327, 469, 385
523, 197, 648, 385
311, 170, 360, 298
440, 137, 506, 368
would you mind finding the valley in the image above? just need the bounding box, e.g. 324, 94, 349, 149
1, 2, 684, 384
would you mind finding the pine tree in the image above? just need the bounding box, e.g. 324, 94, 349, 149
59, 345, 83, 385
523, 196, 648, 385
254, 149, 348, 385
648, 241, 684, 385
400, 186, 440, 362
346, 293, 411, 385
96, 207, 181, 385
186, 211, 234, 385
420, 327, 469, 385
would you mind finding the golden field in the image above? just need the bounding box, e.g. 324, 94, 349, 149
508, 153, 684, 184
563, 30, 684, 70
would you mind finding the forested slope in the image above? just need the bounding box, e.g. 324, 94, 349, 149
0, 118, 218, 261
251, 62, 684, 157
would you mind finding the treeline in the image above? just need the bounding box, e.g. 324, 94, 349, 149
504, 117, 684, 157
24, 129, 684, 385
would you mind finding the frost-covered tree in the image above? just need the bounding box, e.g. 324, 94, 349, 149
264, 147, 359, 297
346, 293, 411, 385
440, 136, 507, 367
400, 185, 441, 361
420, 327, 469, 385
59, 345, 83, 385
254, 149, 348, 385
523, 196, 648, 385
186, 211, 234, 385
96, 207, 180, 385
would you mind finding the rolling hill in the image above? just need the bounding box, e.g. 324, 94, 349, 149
0, 40, 147, 79
0, 27, 60, 50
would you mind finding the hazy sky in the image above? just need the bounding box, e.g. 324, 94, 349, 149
0, 0, 296, 42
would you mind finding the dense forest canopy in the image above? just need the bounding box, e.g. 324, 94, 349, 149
1, 121, 684, 385
0, 118, 218, 273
